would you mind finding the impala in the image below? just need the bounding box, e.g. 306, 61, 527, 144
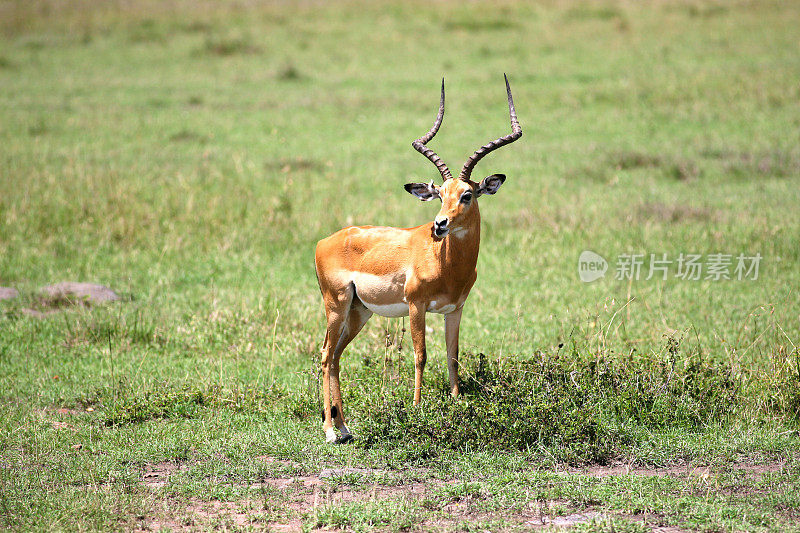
314, 75, 522, 443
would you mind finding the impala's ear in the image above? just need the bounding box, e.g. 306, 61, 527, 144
476, 174, 506, 197
404, 181, 441, 201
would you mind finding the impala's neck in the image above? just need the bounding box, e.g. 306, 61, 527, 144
436, 203, 481, 273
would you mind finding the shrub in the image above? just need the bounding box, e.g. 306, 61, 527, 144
332, 350, 744, 463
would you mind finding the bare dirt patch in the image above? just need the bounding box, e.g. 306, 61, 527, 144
41, 406, 85, 430
18, 282, 123, 318
139, 459, 792, 531
142, 463, 432, 532
143, 498, 270, 532
254, 454, 300, 467
548, 511, 604, 526
143, 461, 183, 488
434, 498, 586, 529
55, 407, 83, 416
0, 287, 19, 300
144, 470, 590, 532
21, 308, 59, 318
39, 282, 121, 307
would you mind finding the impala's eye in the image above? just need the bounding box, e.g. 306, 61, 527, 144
460, 192, 472, 204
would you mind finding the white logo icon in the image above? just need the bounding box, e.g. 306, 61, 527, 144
578, 251, 607, 283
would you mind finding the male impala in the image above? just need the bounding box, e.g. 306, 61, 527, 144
315, 75, 522, 443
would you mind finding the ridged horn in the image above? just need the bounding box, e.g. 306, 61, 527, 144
412, 79, 454, 182
458, 74, 522, 181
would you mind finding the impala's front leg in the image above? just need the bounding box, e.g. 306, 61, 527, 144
409, 301, 428, 405
444, 307, 463, 398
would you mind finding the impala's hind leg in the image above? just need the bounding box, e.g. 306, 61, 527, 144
329, 297, 372, 443
321, 287, 350, 443
320, 282, 371, 443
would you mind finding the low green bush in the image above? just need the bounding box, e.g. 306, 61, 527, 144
334, 350, 767, 463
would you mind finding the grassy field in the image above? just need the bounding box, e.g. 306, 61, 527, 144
1, 0, 800, 530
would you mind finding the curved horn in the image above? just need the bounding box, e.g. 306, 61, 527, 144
412, 79, 453, 182
459, 74, 522, 181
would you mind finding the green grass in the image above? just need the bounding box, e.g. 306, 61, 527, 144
1, 0, 800, 530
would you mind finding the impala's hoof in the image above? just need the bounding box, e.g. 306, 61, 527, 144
336, 434, 354, 445
325, 428, 338, 443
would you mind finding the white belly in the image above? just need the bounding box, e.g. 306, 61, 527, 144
351, 271, 409, 318
361, 301, 409, 317
428, 301, 457, 314
350, 271, 459, 318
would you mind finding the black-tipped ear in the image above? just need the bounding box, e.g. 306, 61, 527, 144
476, 174, 506, 197
404, 181, 441, 201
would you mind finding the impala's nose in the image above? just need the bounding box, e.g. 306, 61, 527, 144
434, 217, 449, 238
